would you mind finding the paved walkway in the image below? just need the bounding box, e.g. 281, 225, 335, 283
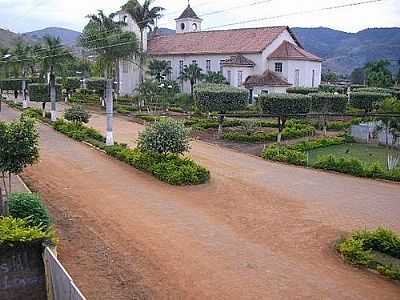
1, 104, 400, 299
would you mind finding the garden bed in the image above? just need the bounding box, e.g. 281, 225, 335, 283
337, 228, 400, 281
262, 136, 400, 182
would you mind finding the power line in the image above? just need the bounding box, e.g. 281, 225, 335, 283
205, 0, 386, 30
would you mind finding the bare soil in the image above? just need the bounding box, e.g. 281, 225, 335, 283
1, 104, 400, 299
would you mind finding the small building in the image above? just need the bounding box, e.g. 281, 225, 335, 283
118, 3, 322, 98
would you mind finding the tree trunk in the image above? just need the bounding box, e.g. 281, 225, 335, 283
105, 76, 114, 146
323, 116, 327, 136
50, 67, 57, 122
277, 117, 282, 144
22, 72, 28, 109
139, 30, 144, 85
218, 114, 225, 138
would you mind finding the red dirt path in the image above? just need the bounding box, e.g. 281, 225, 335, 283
1, 105, 400, 299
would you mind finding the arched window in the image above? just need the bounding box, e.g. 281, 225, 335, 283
181, 23, 185, 30
192, 23, 198, 31
123, 16, 128, 23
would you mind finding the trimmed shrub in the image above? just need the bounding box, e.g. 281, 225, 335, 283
262, 144, 307, 165
0, 79, 27, 91
313, 154, 365, 176
53, 119, 104, 142
194, 83, 248, 113
28, 83, 62, 102
319, 84, 347, 94
310, 93, 348, 114
9, 193, 51, 229
104, 144, 210, 185
224, 131, 277, 143
86, 78, 106, 95
63, 77, 81, 92
64, 105, 90, 124
286, 87, 319, 95
350, 91, 391, 113
138, 118, 191, 155
0, 217, 53, 246
337, 228, 400, 280
258, 93, 312, 116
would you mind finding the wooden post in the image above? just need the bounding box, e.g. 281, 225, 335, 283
0, 187, 6, 216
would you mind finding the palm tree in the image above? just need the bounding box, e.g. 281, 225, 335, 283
180, 64, 204, 97
122, 0, 164, 84
41, 36, 73, 121
148, 59, 171, 82
80, 10, 138, 145
12, 42, 32, 108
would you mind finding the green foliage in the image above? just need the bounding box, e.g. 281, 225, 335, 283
180, 64, 204, 96
0, 79, 25, 91
224, 131, 277, 143
204, 71, 228, 84
258, 93, 312, 116
364, 60, 393, 88
327, 121, 352, 131
85, 78, 106, 94
138, 118, 191, 155
286, 87, 319, 95
64, 105, 90, 124
194, 83, 248, 113
53, 119, 104, 143
185, 118, 242, 131
262, 144, 307, 165
338, 227, 400, 280
350, 91, 391, 113
28, 83, 62, 102
310, 93, 348, 114
9, 193, 51, 229
148, 59, 172, 82
0, 217, 53, 246
104, 144, 209, 185
0, 117, 39, 180
62, 77, 81, 92
319, 84, 347, 94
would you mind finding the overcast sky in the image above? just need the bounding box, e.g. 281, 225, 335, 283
0, 0, 399, 33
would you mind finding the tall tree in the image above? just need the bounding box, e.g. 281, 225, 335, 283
41, 36, 73, 121
80, 10, 138, 145
365, 60, 393, 88
122, 0, 164, 84
148, 59, 171, 82
12, 42, 32, 108
180, 64, 204, 97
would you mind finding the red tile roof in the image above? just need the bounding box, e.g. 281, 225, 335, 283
268, 40, 322, 62
223, 54, 256, 67
244, 71, 291, 88
148, 26, 289, 56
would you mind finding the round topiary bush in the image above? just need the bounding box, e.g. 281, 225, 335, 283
138, 118, 191, 155
64, 105, 90, 124
9, 193, 51, 229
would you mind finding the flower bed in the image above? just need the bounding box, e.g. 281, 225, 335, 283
337, 228, 400, 281
261, 136, 400, 182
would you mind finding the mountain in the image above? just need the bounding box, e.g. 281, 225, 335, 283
22, 27, 81, 47
0, 28, 31, 49
293, 27, 400, 75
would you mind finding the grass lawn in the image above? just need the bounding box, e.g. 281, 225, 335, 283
308, 143, 399, 169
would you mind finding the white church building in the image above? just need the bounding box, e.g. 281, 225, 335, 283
118, 4, 322, 99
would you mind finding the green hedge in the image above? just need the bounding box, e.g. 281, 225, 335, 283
287, 87, 319, 95
9, 193, 51, 229
319, 84, 347, 94
63, 77, 81, 92
337, 228, 400, 280
258, 93, 312, 116
86, 78, 106, 94
194, 83, 248, 113
184, 118, 242, 131
28, 83, 62, 102
310, 92, 348, 114
52, 119, 209, 186
0, 217, 53, 246
104, 145, 209, 185
0, 79, 26, 91
350, 91, 391, 113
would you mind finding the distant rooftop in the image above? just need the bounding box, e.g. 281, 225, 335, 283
176, 4, 201, 20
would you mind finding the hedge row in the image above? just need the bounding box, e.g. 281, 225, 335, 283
350, 91, 391, 113
337, 228, 400, 280
0, 79, 27, 91
52, 119, 209, 185
286, 87, 319, 95
194, 83, 248, 113
261, 137, 400, 182
258, 93, 311, 116
28, 83, 62, 102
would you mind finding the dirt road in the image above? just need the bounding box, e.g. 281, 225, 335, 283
2, 105, 400, 299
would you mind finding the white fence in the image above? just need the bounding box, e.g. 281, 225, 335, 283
43, 247, 87, 300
